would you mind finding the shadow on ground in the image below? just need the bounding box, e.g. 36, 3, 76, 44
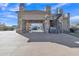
17, 32, 79, 48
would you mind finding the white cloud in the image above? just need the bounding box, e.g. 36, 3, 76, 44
70, 16, 79, 20
0, 18, 16, 26
0, 3, 8, 10
0, 13, 17, 20
70, 16, 79, 24
26, 3, 32, 6
4, 14, 17, 19
0, 3, 8, 7
9, 3, 32, 11
9, 6, 19, 11
52, 3, 68, 10
0, 14, 17, 26
9, 4, 19, 11
7, 14, 17, 19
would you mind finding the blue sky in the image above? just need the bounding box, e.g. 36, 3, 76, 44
0, 3, 79, 26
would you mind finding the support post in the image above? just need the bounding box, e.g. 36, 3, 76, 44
26, 20, 30, 32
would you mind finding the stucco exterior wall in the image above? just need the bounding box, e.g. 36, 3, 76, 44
62, 14, 70, 32
23, 14, 46, 20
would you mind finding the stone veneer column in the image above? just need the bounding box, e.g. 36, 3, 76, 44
22, 20, 26, 33
18, 3, 25, 33
26, 20, 30, 32
44, 19, 50, 33
63, 13, 70, 32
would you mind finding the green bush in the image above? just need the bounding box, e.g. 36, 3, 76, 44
70, 28, 75, 32
70, 27, 77, 33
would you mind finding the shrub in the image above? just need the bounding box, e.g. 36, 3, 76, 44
70, 28, 75, 33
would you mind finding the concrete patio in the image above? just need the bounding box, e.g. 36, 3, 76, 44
0, 31, 79, 56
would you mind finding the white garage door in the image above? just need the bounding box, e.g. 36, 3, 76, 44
30, 23, 44, 32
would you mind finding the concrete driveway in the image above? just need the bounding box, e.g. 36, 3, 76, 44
22, 32, 79, 47
0, 31, 79, 56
